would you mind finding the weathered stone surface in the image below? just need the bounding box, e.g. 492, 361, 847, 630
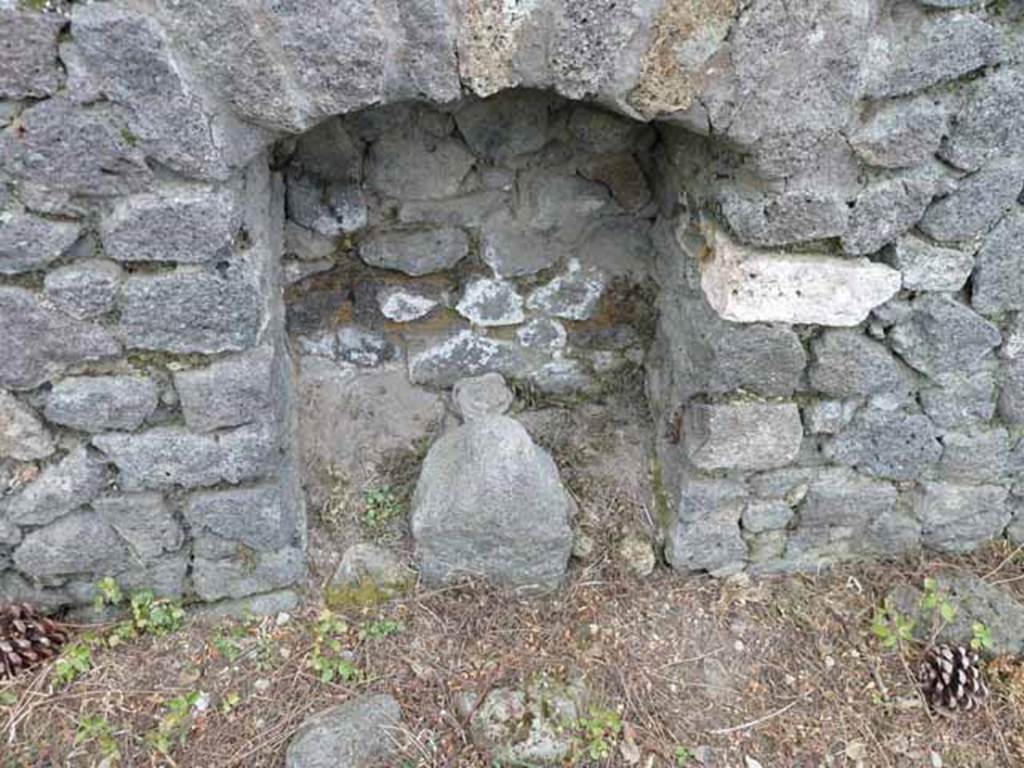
700, 226, 901, 326
666, 477, 747, 575
719, 189, 848, 248
742, 500, 793, 534
480, 212, 560, 277
329, 543, 414, 602
808, 330, 906, 398
399, 189, 508, 228
409, 331, 525, 388
186, 483, 299, 553
192, 544, 305, 602
972, 208, 1024, 315
454, 90, 550, 161
359, 227, 468, 276
411, 415, 574, 590
100, 186, 241, 263
0, 287, 121, 391
654, 293, 806, 399
920, 368, 997, 429
43, 260, 122, 319
0, 11, 64, 99
889, 571, 1024, 656
841, 177, 936, 256
0, 212, 80, 275
915, 483, 1009, 553
941, 68, 1024, 172
0, 391, 54, 461
376, 285, 439, 322
581, 153, 652, 212
0, 97, 151, 196
67, 3, 264, 180
890, 294, 1001, 379
45, 376, 158, 433
939, 428, 1012, 484
918, 164, 1023, 243
826, 408, 942, 481
93, 493, 183, 560
92, 423, 278, 491
456, 277, 524, 326
285, 695, 402, 768
453, 373, 513, 422
886, 234, 973, 292
850, 97, 948, 169
283, 221, 337, 262
336, 327, 396, 368
579, 217, 653, 279
803, 399, 859, 436
516, 318, 567, 351
285, 172, 367, 237
999, 316, 1024, 424
785, 470, 910, 564
0, 446, 108, 527
13, 512, 129, 582
519, 170, 613, 242
861, 11, 1003, 98
366, 132, 474, 200
174, 347, 276, 433
568, 105, 647, 153
118, 267, 263, 354
684, 402, 802, 472
526, 260, 605, 321
529, 359, 594, 395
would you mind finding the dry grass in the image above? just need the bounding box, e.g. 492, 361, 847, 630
3, 542, 1024, 767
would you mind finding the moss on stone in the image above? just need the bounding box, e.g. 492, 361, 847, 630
324, 576, 411, 611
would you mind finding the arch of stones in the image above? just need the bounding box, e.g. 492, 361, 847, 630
1, 0, 1022, 612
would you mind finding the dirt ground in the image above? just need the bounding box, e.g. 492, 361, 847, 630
4, 399, 1024, 766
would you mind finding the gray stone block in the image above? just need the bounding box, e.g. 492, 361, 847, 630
330, 543, 413, 598
742, 500, 793, 534
803, 399, 859, 436
826, 408, 942, 480
192, 544, 305, 602
941, 67, 1024, 172
456, 278, 524, 326
0, 97, 151, 196
939, 428, 1013, 484
13, 511, 129, 583
0, 446, 109, 527
376, 285, 440, 323
366, 132, 474, 200
915, 482, 1010, 553
100, 186, 242, 263
454, 91, 550, 161
809, 329, 907, 398
919, 164, 1023, 243
481, 212, 561, 277
861, 11, 1003, 98
0, 212, 80, 275
972, 208, 1024, 315
186, 482, 299, 553
850, 96, 948, 169
285, 171, 367, 237
665, 477, 747, 575
285, 695, 402, 768
92, 423, 279, 491
684, 402, 803, 472
526, 260, 605, 321
528, 359, 595, 396
0, 286, 121, 391
411, 415, 574, 590
567, 104, 648, 153
0, 390, 54, 461
93, 493, 183, 560
920, 368, 997, 429
174, 347, 276, 433
453, 373, 513, 422
516, 318, 567, 351
45, 376, 158, 433
886, 234, 973, 293
841, 177, 937, 256
358, 227, 468, 276
890, 294, 1001, 379
519, 170, 614, 242
409, 331, 525, 388
336, 327, 396, 368
43, 260, 123, 319
720, 189, 848, 247
118, 266, 263, 354
0, 11, 64, 99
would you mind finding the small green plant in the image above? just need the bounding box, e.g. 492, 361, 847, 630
75, 715, 121, 762
119, 127, 139, 147
93, 577, 123, 611
576, 706, 623, 760
921, 577, 957, 624
971, 621, 994, 652
0, 690, 17, 708
95, 580, 186, 645
212, 625, 246, 663
870, 601, 916, 650
144, 691, 200, 757
359, 618, 404, 640
310, 611, 360, 684
54, 643, 93, 687
219, 690, 242, 715
363, 486, 401, 529
675, 745, 696, 766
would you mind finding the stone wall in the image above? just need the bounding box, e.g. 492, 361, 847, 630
1, 0, 1023, 608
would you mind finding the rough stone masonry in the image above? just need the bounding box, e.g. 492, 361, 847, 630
1, 0, 1023, 610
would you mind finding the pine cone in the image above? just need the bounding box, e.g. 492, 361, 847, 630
0, 602, 68, 680
918, 644, 988, 713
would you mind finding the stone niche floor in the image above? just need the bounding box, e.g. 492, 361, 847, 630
276, 90, 664, 582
